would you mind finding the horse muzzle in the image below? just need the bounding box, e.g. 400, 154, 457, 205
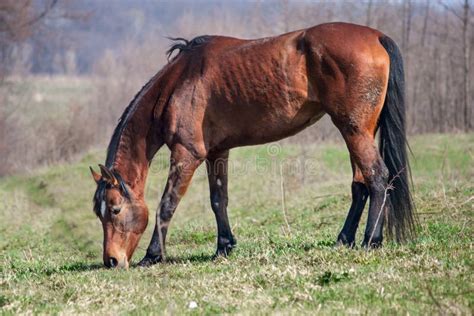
104, 254, 129, 269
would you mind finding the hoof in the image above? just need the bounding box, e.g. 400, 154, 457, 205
362, 236, 383, 249
213, 238, 236, 259
137, 255, 162, 267
336, 233, 355, 248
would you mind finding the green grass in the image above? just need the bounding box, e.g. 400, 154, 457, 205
1, 134, 473, 314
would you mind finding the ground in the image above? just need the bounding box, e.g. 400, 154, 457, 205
0, 134, 473, 314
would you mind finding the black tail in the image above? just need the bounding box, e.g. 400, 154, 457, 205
378, 36, 416, 242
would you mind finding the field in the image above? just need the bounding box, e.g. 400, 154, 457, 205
0, 134, 473, 314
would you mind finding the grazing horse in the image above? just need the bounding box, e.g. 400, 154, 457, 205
90, 22, 415, 269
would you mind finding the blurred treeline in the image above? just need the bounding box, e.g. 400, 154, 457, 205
0, 0, 472, 175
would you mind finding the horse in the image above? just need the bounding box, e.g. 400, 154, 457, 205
89, 22, 415, 269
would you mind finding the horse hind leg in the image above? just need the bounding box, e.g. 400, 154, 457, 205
331, 74, 390, 247
337, 157, 369, 247
336, 125, 389, 248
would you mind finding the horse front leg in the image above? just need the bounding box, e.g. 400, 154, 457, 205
206, 150, 236, 258
138, 144, 202, 267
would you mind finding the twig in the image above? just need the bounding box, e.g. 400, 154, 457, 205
460, 196, 474, 205
368, 168, 405, 246
418, 212, 441, 215
313, 193, 347, 199
459, 219, 470, 234
279, 163, 291, 236
368, 183, 392, 246
440, 145, 449, 208
426, 285, 443, 310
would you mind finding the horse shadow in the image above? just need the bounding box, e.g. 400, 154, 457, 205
43, 262, 104, 275
129, 253, 215, 268
40, 254, 214, 273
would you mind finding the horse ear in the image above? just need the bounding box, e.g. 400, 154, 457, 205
90, 166, 102, 184
98, 164, 119, 187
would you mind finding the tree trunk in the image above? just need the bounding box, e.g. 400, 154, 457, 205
462, 0, 471, 130
366, 0, 373, 27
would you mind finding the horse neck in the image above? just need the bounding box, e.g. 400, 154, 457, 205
112, 132, 150, 200
109, 85, 159, 200
107, 62, 180, 198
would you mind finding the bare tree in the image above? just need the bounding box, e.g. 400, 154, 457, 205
366, 0, 374, 27
461, 0, 471, 130
2, 0, 474, 175
440, 0, 472, 130
0, 0, 58, 79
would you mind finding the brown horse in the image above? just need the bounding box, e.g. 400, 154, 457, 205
90, 22, 415, 268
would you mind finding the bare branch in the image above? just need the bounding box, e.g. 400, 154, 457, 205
21, 0, 58, 28
439, 0, 464, 21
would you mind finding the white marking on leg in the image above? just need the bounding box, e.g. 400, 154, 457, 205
216, 178, 222, 187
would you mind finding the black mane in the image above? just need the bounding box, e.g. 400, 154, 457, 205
97, 77, 156, 217
105, 79, 155, 168
166, 35, 211, 61
98, 36, 212, 215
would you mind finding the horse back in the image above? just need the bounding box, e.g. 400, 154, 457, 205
161, 23, 389, 156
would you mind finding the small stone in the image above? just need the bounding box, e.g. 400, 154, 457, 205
188, 301, 198, 309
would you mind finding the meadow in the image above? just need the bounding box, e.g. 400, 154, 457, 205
2, 0, 474, 313
0, 132, 472, 314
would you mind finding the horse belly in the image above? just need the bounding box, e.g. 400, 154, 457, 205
217, 99, 325, 148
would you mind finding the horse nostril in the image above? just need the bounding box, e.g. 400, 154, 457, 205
109, 257, 118, 268
111, 205, 122, 214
